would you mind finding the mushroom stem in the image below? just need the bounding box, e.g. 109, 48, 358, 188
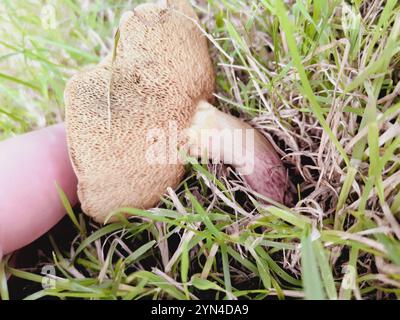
187, 100, 288, 204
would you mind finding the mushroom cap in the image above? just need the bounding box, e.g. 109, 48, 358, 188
64, 0, 215, 222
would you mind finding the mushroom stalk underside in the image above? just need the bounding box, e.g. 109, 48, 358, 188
186, 101, 288, 205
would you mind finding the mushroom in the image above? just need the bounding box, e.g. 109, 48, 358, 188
64, 0, 290, 223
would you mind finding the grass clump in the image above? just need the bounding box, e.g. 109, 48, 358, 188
1, 0, 400, 300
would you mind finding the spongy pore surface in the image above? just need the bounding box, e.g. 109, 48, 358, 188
64, 0, 215, 222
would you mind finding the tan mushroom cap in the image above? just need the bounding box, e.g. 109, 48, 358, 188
64, 0, 215, 222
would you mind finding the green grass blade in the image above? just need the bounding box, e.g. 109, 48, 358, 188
300, 229, 325, 300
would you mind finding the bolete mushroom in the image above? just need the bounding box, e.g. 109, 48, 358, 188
64, 0, 289, 223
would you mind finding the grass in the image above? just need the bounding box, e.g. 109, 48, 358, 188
1, 0, 400, 300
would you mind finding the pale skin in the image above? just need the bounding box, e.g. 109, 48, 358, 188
0, 123, 78, 256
